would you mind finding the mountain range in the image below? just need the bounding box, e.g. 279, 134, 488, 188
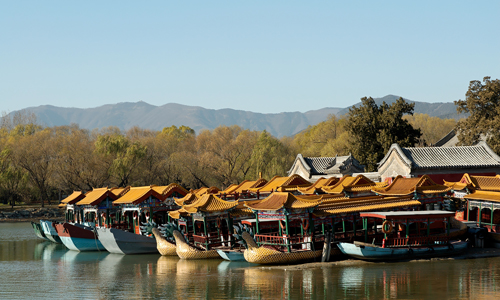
13, 95, 464, 138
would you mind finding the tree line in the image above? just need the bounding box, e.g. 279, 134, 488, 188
1, 76, 498, 207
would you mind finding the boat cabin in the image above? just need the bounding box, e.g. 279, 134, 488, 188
358, 210, 456, 248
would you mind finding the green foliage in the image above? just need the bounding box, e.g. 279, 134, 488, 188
346, 97, 422, 171
250, 131, 294, 180
293, 115, 349, 157
455, 77, 500, 153
404, 113, 456, 146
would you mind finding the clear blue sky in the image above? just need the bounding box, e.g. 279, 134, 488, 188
1, 1, 499, 114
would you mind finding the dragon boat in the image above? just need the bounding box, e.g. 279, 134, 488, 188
151, 227, 177, 256
160, 223, 220, 259
233, 223, 324, 264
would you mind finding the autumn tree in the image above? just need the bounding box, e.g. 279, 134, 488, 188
455, 77, 500, 153
293, 115, 350, 157
403, 113, 456, 146
52, 125, 111, 192
94, 129, 147, 187
250, 131, 295, 179
196, 125, 259, 188
346, 97, 422, 171
10, 128, 58, 207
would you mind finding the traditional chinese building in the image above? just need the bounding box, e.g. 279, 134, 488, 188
377, 142, 500, 184
288, 154, 365, 182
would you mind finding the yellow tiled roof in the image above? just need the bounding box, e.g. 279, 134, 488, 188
110, 187, 130, 197
113, 186, 163, 205
76, 188, 117, 206
248, 175, 311, 193
175, 193, 198, 206
372, 175, 451, 196
152, 183, 188, 197
321, 175, 383, 194
60, 191, 85, 205
168, 208, 189, 219
183, 194, 239, 213
464, 190, 500, 203
193, 186, 220, 197
298, 177, 339, 194
443, 181, 468, 191
315, 198, 421, 215
222, 179, 269, 194
221, 184, 238, 194
464, 174, 500, 191
244, 192, 322, 211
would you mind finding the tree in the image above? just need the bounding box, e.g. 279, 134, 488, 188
250, 131, 294, 179
455, 77, 500, 153
94, 133, 147, 187
346, 97, 422, 171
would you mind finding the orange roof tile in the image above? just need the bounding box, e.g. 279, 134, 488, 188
152, 183, 188, 198
113, 186, 164, 205
76, 188, 118, 206
175, 193, 198, 206
244, 192, 322, 211
463, 174, 500, 191
110, 187, 130, 197
248, 175, 311, 193
183, 194, 239, 213
60, 191, 85, 205
372, 175, 451, 196
314, 196, 420, 215
321, 175, 385, 194
222, 179, 269, 194
464, 190, 500, 203
319, 200, 422, 215
298, 177, 340, 194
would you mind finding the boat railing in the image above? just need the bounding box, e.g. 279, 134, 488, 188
383, 235, 450, 248
254, 233, 315, 247
192, 233, 231, 249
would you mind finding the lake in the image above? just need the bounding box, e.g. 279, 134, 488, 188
1, 222, 500, 299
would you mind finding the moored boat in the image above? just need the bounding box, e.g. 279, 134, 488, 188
216, 249, 245, 261
40, 220, 62, 244
96, 227, 159, 255
152, 227, 177, 256
337, 210, 468, 261
31, 221, 49, 240
54, 222, 105, 251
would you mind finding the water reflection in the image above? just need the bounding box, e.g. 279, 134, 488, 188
3, 223, 500, 299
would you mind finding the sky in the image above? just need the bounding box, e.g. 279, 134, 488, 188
1, 1, 499, 114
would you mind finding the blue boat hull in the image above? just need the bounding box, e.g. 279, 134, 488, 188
216, 249, 246, 261
60, 236, 106, 252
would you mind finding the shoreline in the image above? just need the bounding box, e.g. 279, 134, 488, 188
257, 247, 500, 270
0, 217, 65, 223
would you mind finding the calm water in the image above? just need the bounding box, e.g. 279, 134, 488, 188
1, 223, 500, 299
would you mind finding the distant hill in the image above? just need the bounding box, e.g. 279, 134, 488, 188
17, 102, 342, 138
12, 95, 464, 137
337, 95, 465, 119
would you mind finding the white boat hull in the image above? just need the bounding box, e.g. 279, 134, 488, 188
338, 240, 468, 261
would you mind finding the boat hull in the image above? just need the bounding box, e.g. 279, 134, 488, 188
54, 223, 105, 252
217, 249, 246, 261
40, 220, 62, 244
31, 221, 49, 240
96, 227, 159, 255
337, 240, 468, 261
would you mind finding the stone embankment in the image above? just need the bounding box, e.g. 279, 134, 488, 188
0, 207, 64, 222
